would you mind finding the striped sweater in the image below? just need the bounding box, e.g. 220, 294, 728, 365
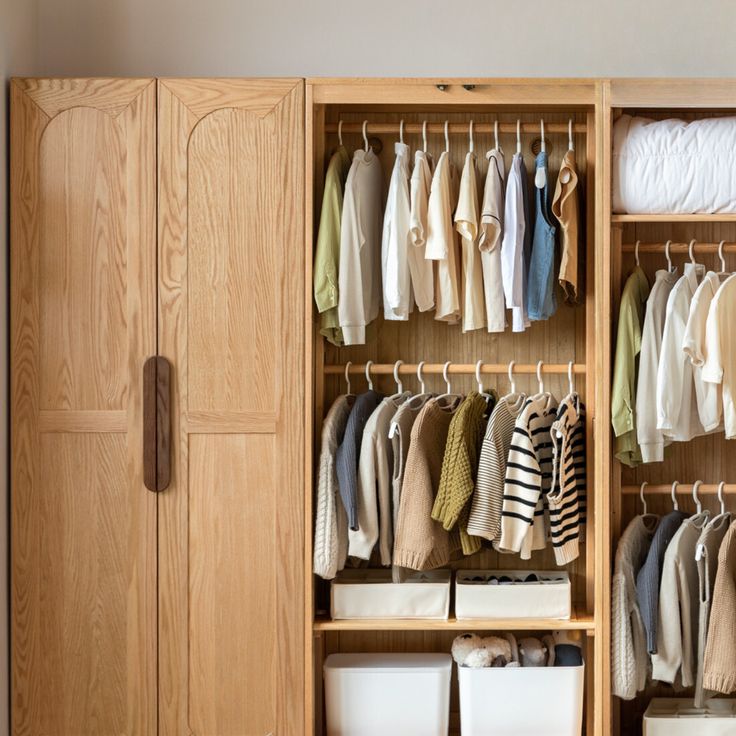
498, 394, 558, 559
547, 396, 587, 565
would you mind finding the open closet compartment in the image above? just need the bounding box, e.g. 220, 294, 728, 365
306, 79, 606, 735
605, 79, 736, 736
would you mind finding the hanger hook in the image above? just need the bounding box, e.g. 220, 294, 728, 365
338, 119, 344, 147
344, 360, 352, 395
671, 481, 680, 511
362, 120, 369, 152
719, 240, 727, 272
393, 360, 404, 394
508, 360, 517, 394
444, 120, 450, 153
640, 482, 648, 517
399, 119, 405, 145
692, 480, 703, 515
417, 360, 426, 394
443, 361, 452, 394
568, 361, 575, 396
689, 239, 697, 265
665, 240, 673, 273
718, 481, 727, 516
469, 120, 474, 153
422, 121, 428, 153
568, 119, 574, 151
540, 118, 546, 153
635, 240, 641, 267
494, 119, 500, 151
365, 360, 374, 391
475, 360, 484, 394
536, 360, 544, 394
516, 119, 521, 154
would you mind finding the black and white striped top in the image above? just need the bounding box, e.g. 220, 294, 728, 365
498, 394, 558, 558
548, 396, 587, 565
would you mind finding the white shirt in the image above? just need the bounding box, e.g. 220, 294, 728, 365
338, 148, 383, 345
501, 152, 528, 332
479, 148, 506, 333
408, 150, 435, 312
703, 273, 736, 439
455, 151, 486, 332
382, 142, 413, 321
683, 271, 725, 432
656, 263, 706, 441
426, 151, 461, 324
636, 268, 678, 463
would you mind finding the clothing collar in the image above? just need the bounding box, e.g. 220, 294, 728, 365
683, 261, 706, 295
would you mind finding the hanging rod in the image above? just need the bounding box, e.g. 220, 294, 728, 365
325, 122, 587, 135
324, 363, 586, 375
622, 242, 736, 253
622, 484, 736, 494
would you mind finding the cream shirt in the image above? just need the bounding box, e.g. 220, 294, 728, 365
479, 148, 506, 333
455, 151, 486, 332
338, 148, 383, 345
382, 142, 413, 321
683, 271, 725, 432
408, 150, 435, 312
656, 263, 706, 441
426, 151, 461, 324
703, 273, 736, 439
501, 152, 528, 332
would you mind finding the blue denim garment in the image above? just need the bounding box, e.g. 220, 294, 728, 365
527, 151, 558, 321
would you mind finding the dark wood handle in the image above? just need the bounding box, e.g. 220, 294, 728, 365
143, 356, 171, 492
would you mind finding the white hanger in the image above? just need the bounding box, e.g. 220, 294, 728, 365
540, 119, 546, 153
671, 481, 680, 511
362, 120, 369, 152
443, 360, 452, 394
475, 360, 484, 394
468, 120, 474, 154
393, 360, 404, 394
718, 481, 727, 516
344, 360, 353, 396
567, 361, 575, 396
665, 240, 674, 273
697, 482, 731, 561
692, 480, 703, 515
568, 119, 574, 152
417, 360, 427, 394
689, 239, 698, 266
365, 360, 374, 391
640, 482, 649, 517
508, 360, 517, 395
719, 240, 728, 274
338, 120, 344, 147
516, 119, 521, 155
536, 360, 545, 395
422, 121, 428, 153
494, 120, 500, 152
635, 240, 641, 267
535, 123, 547, 188
444, 120, 450, 154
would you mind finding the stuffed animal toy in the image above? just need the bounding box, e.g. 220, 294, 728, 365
517, 636, 548, 667
451, 633, 482, 665
464, 648, 493, 668
481, 636, 512, 667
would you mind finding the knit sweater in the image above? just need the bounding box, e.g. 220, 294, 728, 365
694, 515, 731, 706
393, 396, 462, 570
612, 515, 657, 700
636, 509, 687, 654
432, 391, 492, 556
466, 394, 525, 542
703, 520, 736, 693
313, 394, 354, 579
335, 389, 384, 531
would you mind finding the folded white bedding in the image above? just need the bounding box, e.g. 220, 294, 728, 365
613, 114, 736, 214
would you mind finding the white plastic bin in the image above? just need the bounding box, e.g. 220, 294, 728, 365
331, 569, 450, 620
455, 570, 571, 620
458, 661, 584, 736
324, 653, 451, 736
644, 698, 736, 735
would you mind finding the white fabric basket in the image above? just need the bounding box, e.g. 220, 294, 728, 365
455, 570, 571, 620
644, 698, 736, 736
330, 569, 451, 620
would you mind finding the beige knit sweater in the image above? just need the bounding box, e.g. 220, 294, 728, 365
703, 519, 736, 693
393, 396, 462, 569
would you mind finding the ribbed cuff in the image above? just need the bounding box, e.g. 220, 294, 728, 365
392, 546, 450, 571
553, 537, 579, 566
703, 671, 736, 694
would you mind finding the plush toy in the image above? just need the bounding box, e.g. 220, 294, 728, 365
503, 632, 520, 664
552, 630, 583, 667
464, 648, 493, 669
451, 633, 483, 665
542, 634, 557, 666
480, 636, 512, 667
517, 636, 548, 667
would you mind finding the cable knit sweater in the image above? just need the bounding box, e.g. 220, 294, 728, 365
432, 391, 492, 556
393, 396, 462, 569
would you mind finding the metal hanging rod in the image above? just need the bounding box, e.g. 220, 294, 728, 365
622, 242, 736, 253
326, 122, 587, 135
622, 484, 736, 494
325, 363, 586, 375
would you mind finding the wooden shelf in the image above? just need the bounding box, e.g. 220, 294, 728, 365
612, 213, 736, 223
313, 613, 595, 633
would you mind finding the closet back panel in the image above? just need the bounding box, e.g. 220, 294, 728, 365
10, 78, 158, 734
157, 79, 306, 736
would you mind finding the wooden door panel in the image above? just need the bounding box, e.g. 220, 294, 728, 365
158, 78, 305, 736
11, 78, 157, 735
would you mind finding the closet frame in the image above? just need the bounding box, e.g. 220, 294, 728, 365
604, 78, 736, 735
305, 78, 609, 735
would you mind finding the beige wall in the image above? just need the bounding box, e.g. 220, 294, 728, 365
37, 0, 736, 77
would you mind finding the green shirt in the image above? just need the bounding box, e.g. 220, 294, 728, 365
313, 145, 350, 346
612, 266, 650, 467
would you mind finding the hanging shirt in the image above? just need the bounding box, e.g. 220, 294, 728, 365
479, 148, 506, 333
656, 262, 707, 441
426, 151, 461, 323
408, 150, 435, 312
683, 271, 726, 433
338, 148, 383, 345
703, 273, 736, 439
552, 148, 580, 303
313, 145, 350, 345
382, 142, 413, 321
636, 268, 678, 463
612, 267, 649, 467
455, 151, 486, 332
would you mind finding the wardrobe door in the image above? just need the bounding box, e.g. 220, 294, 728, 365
157, 79, 305, 735
10, 79, 157, 734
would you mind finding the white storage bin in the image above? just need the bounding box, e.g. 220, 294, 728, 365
458, 661, 584, 736
455, 570, 571, 620
330, 569, 450, 620
324, 653, 451, 736
644, 698, 736, 736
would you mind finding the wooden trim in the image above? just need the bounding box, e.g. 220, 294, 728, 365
38, 410, 127, 433
183, 411, 278, 434
612, 213, 736, 223
609, 78, 736, 108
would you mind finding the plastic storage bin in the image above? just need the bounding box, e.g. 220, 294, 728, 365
324, 653, 452, 736
643, 698, 736, 735
330, 569, 451, 620
458, 660, 584, 736
455, 570, 571, 620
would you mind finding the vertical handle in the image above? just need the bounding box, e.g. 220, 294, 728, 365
143, 356, 171, 492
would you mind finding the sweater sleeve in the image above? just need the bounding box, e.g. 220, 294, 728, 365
612, 571, 637, 700
702, 294, 724, 385
376, 432, 394, 566
656, 289, 687, 431
652, 544, 683, 683
348, 428, 379, 560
